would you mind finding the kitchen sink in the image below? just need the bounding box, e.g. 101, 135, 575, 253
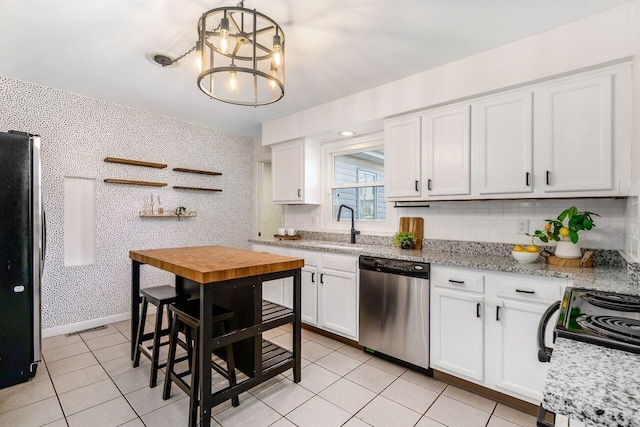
299, 242, 364, 251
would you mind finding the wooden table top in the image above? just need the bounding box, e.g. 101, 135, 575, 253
129, 245, 304, 284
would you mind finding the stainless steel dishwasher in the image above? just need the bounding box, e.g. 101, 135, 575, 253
359, 255, 431, 373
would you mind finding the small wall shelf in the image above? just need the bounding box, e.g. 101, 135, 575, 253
104, 179, 167, 187
173, 186, 222, 192
104, 157, 167, 169
173, 167, 222, 176
139, 212, 197, 218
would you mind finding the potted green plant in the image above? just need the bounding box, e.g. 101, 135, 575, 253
393, 231, 418, 250
528, 206, 599, 259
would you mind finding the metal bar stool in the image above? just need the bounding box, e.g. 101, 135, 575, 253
163, 300, 239, 427
133, 285, 187, 388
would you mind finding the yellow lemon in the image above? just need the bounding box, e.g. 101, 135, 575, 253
559, 227, 570, 237
513, 245, 525, 252
544, 223, 552, 231
525, 245, 539, 253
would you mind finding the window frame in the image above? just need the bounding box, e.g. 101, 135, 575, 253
321, 132, 396, 233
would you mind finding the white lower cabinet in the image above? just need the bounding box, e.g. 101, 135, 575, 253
253, 244, 358, 341
430, 265, 567, 404
431, 287, 484, 382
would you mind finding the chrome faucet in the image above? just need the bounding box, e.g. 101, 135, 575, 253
337, 204, 360, 244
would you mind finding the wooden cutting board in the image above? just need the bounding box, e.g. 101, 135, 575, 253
399, 217, 424, 250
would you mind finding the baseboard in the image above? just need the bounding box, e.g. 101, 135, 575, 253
42, 306, 157, 338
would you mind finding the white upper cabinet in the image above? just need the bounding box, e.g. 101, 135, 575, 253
422, 105, 471, 196
475, 91, 533, 195
538, 74, 613, 193
384, 115, 422, 199
272, 139, 321, 204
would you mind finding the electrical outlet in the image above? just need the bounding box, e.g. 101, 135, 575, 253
517, 219, 530, 235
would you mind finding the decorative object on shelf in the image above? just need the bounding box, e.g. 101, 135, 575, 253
173, 186, 222, 192
104, 157, 167, 168
149, 193, 155, 215
104, 179, 167, 187
173, 167, 222, 176
274, 234, 300, 240
398, 217, 424, 249
529, 206, 599, 259
157, 196, 163, 214
149, 0, 285, 106
393, 231, 417, 250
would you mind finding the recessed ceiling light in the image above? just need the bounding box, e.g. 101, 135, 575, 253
339, 130, 356, 136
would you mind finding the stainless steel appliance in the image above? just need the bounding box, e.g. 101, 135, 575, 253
359, 255, 430, 372
0, 131, 45, 389
536, 287, 640, 427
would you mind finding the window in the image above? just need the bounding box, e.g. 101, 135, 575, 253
330, 147, 386, 221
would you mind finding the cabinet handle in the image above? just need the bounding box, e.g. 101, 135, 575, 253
476, 302, 481, 318
546, 171, 551, 186
525, 172, 530, 186
297, 189, 301, 198
427, 179, 432, 191
448, 279, 465, 284
311, 272, 315, 283
415, 180, 419, 192
516, 289, 535, 294
496, 306, 501, 321
320, 273, 324, 284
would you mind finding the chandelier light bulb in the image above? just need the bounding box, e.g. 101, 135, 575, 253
220, 16, 230, 54
269, 64, 278, 89
195, 41, 203, 72
229, 70, 238, 91
273, 34, 282, 67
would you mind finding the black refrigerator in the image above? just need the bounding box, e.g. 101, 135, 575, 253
0, 130, 45, 389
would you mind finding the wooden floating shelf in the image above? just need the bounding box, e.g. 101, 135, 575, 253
173, 167, 222, 176
173, 186, 222, 192
104, 157, 167, 169
139, 212, 197, 218
104, 179, 167, 187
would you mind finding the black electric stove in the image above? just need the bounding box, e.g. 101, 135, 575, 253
555, 288, 640, 354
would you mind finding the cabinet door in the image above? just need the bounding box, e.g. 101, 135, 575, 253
263, 279, 283, 305
384, 115, 422, 199
492, 298, 557, 403
431, 287, 484, 382
301, 267, 318, 326
539, 74, 613, 192
476, 92, 533, 194
318, 269, 358, 340
422, 105, 471, 196
272, 142, 303, 202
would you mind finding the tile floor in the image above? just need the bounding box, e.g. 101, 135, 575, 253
0, 317, 539, 427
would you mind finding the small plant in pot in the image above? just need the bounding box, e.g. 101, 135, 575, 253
393, 231, 418, 250
528, 206, 599, 259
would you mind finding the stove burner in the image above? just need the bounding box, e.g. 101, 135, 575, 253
581, 292, 640, 312
577, 315, 640, 345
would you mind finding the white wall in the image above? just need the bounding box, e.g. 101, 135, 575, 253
0, 75, 254, 331
262, 3, 633, 146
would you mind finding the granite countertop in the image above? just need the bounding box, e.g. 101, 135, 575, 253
543, 338, 640, 427
250, 238, 637, 295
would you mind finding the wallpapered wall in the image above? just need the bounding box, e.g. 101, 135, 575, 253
0, 75, 254, 329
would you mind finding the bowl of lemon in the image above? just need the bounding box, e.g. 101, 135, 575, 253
512, 245, 540, 263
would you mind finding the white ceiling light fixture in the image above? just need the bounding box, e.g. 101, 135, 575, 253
339, 130, 356, 137
152, 1, 285, 107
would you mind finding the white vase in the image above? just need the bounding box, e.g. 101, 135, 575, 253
555, 241, 582, 259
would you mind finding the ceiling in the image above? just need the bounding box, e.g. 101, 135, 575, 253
0, 0, 631, 137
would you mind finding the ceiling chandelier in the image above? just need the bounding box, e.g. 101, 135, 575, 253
153, 1, 285, 106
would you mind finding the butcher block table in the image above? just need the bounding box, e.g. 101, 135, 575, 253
129, 245, 303, 427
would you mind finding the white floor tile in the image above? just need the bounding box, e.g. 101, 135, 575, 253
415, 416, 447, 427
84, 332, 128, 351
443, 385, 497, 413
425, 395, 491, 427
318, 378, 376, 415
42, 334, 82, 351
296, 364, 340, 394
357, 395, 421, 427
286, 396, 351, 427
47, 352, 99, 378
59, 378, 121, 416
336, 346, 373, 363
140, 398, 192, 427
0, 397, 63, 427
0, 378, 56, 414
51, 364, 108, 395
493, 404, 538, 427
124, 380, 186, 416
400, 370, 447, 393
312, 335, 344, 350
42, 342, 90, 363
365, 356, 407, 377
315, 351, 362, 376
66, 396, 137, 427
345, 364, 397, 393
214, 395, 281, 427
255, 377, 314, 415
300, 341, 333, 362
488, 416, 522, 427
381, 378, 439, 414
92, 342, 130, 363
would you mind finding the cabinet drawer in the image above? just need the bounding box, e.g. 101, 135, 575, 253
431, 266, 484, 293
492, 275, 564, 304
321, 253, 357, 273
289, 249, 319, 267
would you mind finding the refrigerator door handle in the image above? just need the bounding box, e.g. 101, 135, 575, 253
31, 135, 42, 363
537, 300, 560, 363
